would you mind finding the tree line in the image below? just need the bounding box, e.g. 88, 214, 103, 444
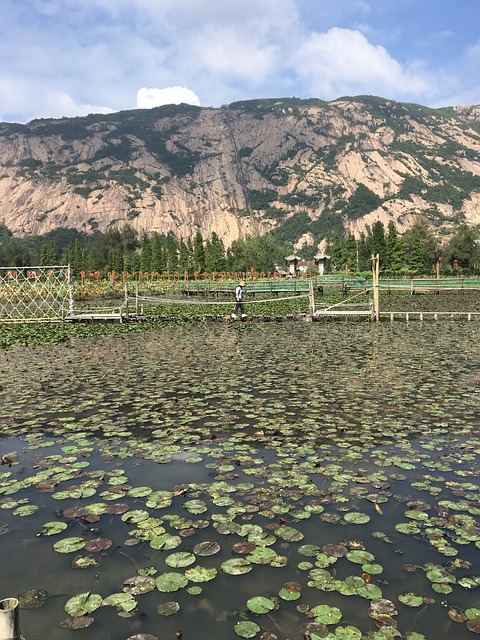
0, 218, 478, 276
329, 219, 479, 275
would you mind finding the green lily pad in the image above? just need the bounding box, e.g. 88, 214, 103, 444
53, 537, 87, 553
234, 620, 261, 638
64, 592, 103, 616
346, 550, 375, 564
71, 555, 100, 569
246, 595, 276, 614
247, 547, 277, 565
275, 525, 304, 542
335, 626, 362, 640
398, 593, 424, 607
103, 592, 137, 612
39, 521, 68, 535
13, 504, 39, 516
311, 604, 343, 624
165, 552, 196, 568
150, 533, 182, 550
278, 581, 302, 601
221, 558, 253, 575
184, 565, 217, 582
344, 512, 370, 524
155, 572, 188, 592
183, 499, 208, 514
395, 522, 421, 534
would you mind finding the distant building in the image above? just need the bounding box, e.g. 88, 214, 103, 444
285, 254, 302, 276
314, 252, 330, 276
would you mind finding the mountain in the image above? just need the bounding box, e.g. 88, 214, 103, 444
0, 96, 479, 249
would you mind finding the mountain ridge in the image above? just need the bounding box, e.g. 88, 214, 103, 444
1, 95, 479, 250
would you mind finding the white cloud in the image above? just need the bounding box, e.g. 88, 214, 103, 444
136, 86, 201, 109
1, 0, 477, 122
292, 27, 430, 99
43, 92, 115, 119
192, 27, 280, 85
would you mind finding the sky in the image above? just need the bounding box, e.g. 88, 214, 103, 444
1, 0, 479, 123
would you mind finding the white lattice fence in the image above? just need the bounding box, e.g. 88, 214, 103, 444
0, 266, 73, 323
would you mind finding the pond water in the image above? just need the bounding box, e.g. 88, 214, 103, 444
0, 321, 479, 640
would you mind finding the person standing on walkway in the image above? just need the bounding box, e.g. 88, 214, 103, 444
232, 281, 246, 319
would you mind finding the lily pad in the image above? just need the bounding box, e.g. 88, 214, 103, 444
71, 555, 100, 569
193, 540, 221, 556
85, 537, 112, 552
59, 616, 95, 629
398, 593, 424, 607
234, 620, 261, 638
53, 537, 87, 553
155, 572, 188, 593
165, 551, 196, 568
344, 512, 371, 525
103, 592, 137, 612
18, 589, 48, 609
246, 595, 276, 614
123, 576, 155, 594
64, 592, 103, 616
221, 558, 253, 575
335, 626, 362, 640
311, 604, 343, 624
156, 601, 180, 616
39, 521, 68, 536
184, 565, 217, 582
303, 621, 329, 639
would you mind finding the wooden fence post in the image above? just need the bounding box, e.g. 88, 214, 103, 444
371, 254, 380, 322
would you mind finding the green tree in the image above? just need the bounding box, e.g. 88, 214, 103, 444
39, 239, 58, 265
328, 233, 344, 270
357, 232, 371, 271
66, 239, 85, 275
345, 233, 358, 270
371, 221, 386, 260
150, 233, 165, 272
164, 233, 179, 272
1, 237, 32, 267
205, 232, 226, 272
193, 231, 205, 272
408, 230, 424, 274
385, 222, 406, 274
140, 238, 152, 272
228, 234, 285, 273
442, 225, 478, 270
107, 248, 122, 273
186, 237, 194, 271
178, 238, 190, 273
120, 224, 139, 254
404, 217, 439, 273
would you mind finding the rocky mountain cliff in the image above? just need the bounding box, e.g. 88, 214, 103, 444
1, 96, 479, 249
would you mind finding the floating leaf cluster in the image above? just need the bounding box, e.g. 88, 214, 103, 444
0, 321, 479, 639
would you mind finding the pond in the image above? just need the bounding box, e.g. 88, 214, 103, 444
0, 321, 479, 640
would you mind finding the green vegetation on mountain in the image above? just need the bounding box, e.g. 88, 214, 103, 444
0, 96, 479, 256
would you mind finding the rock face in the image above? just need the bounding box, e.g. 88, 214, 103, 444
0, 96, 479, 245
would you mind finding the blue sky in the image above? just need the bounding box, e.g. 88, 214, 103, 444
1, 0, 479, 123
